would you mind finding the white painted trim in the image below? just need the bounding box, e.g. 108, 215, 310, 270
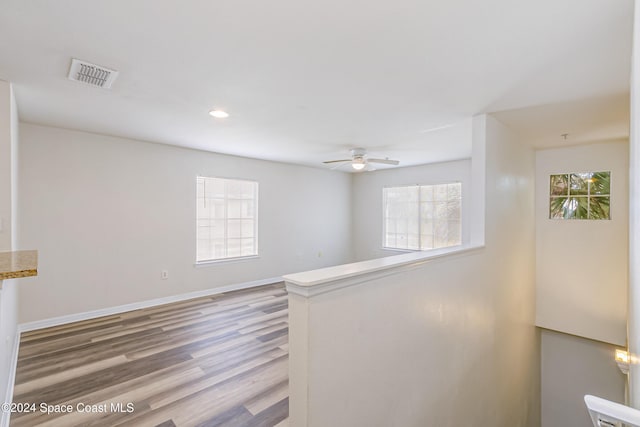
536, 325, 626, 348
18, 276, 282, 333
380, 247, 415, 253
285, 245, 483, 297
1, 330, 20, 427
194, 255, 260, 267
470, 115, 486, 246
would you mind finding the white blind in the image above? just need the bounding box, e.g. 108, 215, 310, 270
383, 183, 461, 250
196, 176, 258, 262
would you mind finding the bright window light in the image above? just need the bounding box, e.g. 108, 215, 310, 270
383, 183, 462, 250
196, 176, 258, 262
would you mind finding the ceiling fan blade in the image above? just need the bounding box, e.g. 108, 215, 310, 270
330, 162, 350, 170
368, 158, 399, 165
323, 159, 351, 164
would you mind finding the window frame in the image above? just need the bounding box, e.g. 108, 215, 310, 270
196, 175, 259, 264
381, 182, 462, 252
548, 171, 611, 220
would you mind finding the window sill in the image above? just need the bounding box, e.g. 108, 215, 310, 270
381, 246, 461, 253
381, 247, 418, 253
194, 255, 260, 267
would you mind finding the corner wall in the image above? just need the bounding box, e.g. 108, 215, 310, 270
535, 141, 629, 346
0, 80, 20, 420
629, 0, 640, 407
287, 114, 539, 427
534, 141, 629, 426
17, 123, 353, 323
541, 329, 625, 427
0, 82, 12, 250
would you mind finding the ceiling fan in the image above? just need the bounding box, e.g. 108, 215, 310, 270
323, 148, 400, 171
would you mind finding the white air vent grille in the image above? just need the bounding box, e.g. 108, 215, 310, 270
67, 59, 119, 89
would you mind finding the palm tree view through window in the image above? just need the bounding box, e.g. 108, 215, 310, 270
549, 171, 610, 220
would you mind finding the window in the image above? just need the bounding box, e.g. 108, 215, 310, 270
383, 183, 462, 251
549, 171, 610, 220
196, 176, 258, 262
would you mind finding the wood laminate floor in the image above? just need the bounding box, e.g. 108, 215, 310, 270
10, 283, 289, 427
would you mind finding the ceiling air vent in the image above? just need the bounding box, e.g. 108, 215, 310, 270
67, 58, 119, 89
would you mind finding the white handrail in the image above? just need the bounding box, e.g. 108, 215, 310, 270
585, 395, 640, 427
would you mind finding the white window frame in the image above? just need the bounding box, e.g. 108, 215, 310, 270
548, 171, 611, 220
196, 176, 259, 264
382, 182, 462, 252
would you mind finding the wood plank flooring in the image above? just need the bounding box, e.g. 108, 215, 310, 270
10, 283, 289, 427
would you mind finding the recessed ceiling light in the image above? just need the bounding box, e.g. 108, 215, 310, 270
209, 109, 229, 118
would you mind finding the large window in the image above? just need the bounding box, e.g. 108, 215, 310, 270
196, 176, 258, 262
549, 171, 610, 220
383, 183, 461, 251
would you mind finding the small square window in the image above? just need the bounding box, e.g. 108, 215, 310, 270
549, 171, 610, 220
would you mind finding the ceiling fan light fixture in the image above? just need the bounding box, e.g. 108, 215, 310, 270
209, 109, 229, 118
324, 148, 398, 172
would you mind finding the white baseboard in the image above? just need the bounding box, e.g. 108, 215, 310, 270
18, 276, 283, 333
1, 330, 20, 427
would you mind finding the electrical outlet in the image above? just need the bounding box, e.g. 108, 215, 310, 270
161, 270, 169, 280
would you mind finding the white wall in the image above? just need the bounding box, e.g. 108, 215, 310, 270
0, 80, 19, 420
17, 123, 353, 323
10, 84, 18, 251
535, 141, 629, 346
541, 329, 625, 427
288, 115, 540, 426
0, 276, 17, 409
629, 0, 640, 407
351, 159, 471, 261
0, 81, 11, 249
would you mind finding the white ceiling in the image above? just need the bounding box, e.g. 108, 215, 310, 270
0, 0, 633, 170
493, 93, 630, 148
